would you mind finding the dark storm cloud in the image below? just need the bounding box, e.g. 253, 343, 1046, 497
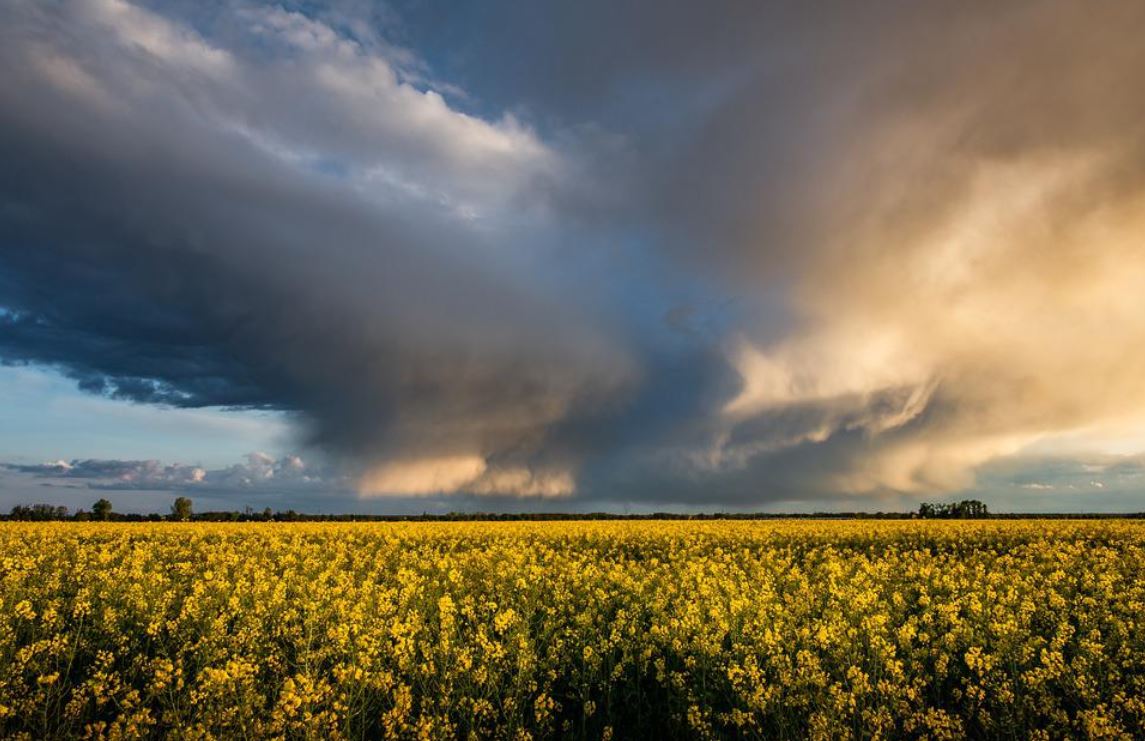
3, 0, 1145, 506
0, 0, 650, 497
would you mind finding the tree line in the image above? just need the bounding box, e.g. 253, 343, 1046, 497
5, 497, 1144, 522
6, 497, 193, 522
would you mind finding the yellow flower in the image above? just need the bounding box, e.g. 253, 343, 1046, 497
14, 599, 35, 620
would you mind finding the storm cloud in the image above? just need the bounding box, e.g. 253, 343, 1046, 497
2, 0, 1145, 508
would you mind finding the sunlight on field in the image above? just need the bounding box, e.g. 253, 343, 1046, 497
2, 521, 1143, 738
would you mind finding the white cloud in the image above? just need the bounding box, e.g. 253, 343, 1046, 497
81, 0, 234, 76
18, 0, 555, 219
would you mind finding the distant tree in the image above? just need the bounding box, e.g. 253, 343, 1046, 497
171, 497, 193, 522
92, 498, 113, 521
262, 507, 274, 521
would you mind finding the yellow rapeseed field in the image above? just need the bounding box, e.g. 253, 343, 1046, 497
1, 521, 1143, 739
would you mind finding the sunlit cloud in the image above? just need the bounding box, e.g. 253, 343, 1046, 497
359, 455, 575, 498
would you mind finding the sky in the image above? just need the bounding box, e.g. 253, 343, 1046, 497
2, 0, 1145, 514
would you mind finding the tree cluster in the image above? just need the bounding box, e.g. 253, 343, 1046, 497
917, 500, 990, 518
6, 503, 70, 521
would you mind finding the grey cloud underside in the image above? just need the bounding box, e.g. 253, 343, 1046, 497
0, 0, 647, 485
3, 0, 1145, 505
3, 453, 339, 494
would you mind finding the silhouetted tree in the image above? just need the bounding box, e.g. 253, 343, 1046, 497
171, 497, 193, 522
92, 498, 113, 521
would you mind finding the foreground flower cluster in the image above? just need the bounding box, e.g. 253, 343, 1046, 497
1, 521, 1143, 739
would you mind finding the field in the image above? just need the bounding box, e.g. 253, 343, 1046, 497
1, 521, 1143, 739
